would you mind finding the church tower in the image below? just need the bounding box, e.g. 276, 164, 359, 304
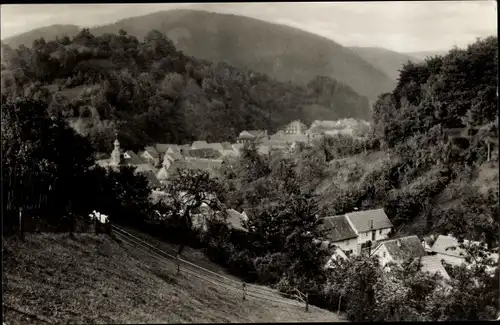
110, 131, 121, 166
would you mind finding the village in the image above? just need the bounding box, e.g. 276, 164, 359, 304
93, 117, 498, 282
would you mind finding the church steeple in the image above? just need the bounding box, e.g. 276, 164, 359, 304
110, 130, 121, 166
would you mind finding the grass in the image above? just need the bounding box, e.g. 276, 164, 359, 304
3, 232, 345, 324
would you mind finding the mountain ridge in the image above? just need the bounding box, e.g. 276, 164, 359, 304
3, 9, 396, 101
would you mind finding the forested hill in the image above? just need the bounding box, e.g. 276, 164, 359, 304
348, 46, 418, 81
3, 9, 396, 102
1, 28, 371, 152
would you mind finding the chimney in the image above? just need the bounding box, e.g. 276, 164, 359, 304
397, 239, 402, 248
370, 219, 374, 230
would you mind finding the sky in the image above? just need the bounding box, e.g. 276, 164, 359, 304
1, 1, 497, 53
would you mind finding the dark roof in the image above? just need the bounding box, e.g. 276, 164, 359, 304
155, 143, 187, 153
123, 150, 146, 165
380, 236, 427, 261
144, 146, 159, 159
345, 208, 393, 232
320, 215, 358, 242
164, 148, 184, 161
187, 148, 223, 159
139, 170, 163, 189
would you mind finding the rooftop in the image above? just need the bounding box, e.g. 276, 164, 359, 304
377, 235, 427, 262
155, 143, 189, 153
320, 215, 358, 242
238, 130, 267, 139
138, 170, 163, 189
419, 255, 451, 280
187, 148, 223, 160
430, 235, 475, 259
144, 146, 159, 159
345, 208, 393, 232
123, 150, 148, 166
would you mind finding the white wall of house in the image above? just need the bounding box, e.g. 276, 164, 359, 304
141, 151, 159, 166
327, 238, 358, 256
371, 244, 393, 267
354, 227, 392, 246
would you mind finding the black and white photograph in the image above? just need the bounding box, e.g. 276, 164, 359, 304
1, 1, 498, 323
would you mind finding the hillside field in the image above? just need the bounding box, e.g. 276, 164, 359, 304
2, 232, 344, 324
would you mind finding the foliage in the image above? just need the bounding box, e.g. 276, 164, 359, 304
1, 95, 94, 226
1, 28, 371, 152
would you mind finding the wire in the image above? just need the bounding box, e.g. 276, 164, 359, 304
2, 304, 54, 324
112, 225, 301, 300
113, 229, 305, 309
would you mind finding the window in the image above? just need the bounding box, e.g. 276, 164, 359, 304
383, 252, 386, 258
379, 229, 382, 235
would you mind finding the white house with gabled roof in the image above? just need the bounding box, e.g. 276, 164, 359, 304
344, 208, 393, 252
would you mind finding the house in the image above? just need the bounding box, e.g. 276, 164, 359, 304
371, 235, 427, 268
431, 235, 499, 273
237, 130, 268, 144
345, 208, 393, 252
186, 148, 223, 160
155, 143, 186, 154
221, 142, 239, 157
96, 137, 162, 190
283, 120, 308, 135
191, 141, 224, 153
419, 255, 451, 281
261, 139, 288, 149
162, 147, 185, 169
319, 215, 359, 256
270, 131, 309, 144
140, 146, 161, 167
226, 209, 249, 232
325, 247, 349, 269
232, 143, 244, 155
192, 140, 209, 149
257, 145, 271, 156
140, 170, 164, 190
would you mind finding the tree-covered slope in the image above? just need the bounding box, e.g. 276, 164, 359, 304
4, 9, 396, 101
348, 46, 418, 81
3, 24, 81, 49
1, 28, 371, 152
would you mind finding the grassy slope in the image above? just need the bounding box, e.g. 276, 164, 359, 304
3, 232, 344, 324
4, 9, 395, 102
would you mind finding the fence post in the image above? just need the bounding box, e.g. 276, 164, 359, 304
305, 293, 309, 312
242, 282, 246, 301
107, 221, 112, 235
69, 212, 75, 238
19, 207, 24, 240
337, 295, 342, 315
176, 254, 180, 275
95, 217, 99, 235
